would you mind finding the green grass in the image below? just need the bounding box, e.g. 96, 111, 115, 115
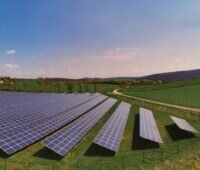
0, 93, 199, 170
120, 79, 200, 108
152, 150, 200, 170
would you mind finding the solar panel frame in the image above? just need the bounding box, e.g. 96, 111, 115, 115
93, 102, 131, 152
140, 108, 163, 143
170, 115, 199, 134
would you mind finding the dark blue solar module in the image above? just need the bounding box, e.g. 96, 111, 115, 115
43, 98, 117, 156
93, 102, 131, 152
0, 93, 100, 134
0, 93, 106, 155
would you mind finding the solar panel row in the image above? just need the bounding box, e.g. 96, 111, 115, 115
170, 116, 199, 134
0, 93, 92, 118
0, 92, 66, 110
93, 102, 131, 152
43, 98, 117, 156
0, 93, 100, 127
0, 94, 73, 119
0, 93, 99, 138
139, 108, 163, 143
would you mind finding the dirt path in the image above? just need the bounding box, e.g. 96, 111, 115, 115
113, 88, 200, 114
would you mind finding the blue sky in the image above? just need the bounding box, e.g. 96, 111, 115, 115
0, 0, 200, 78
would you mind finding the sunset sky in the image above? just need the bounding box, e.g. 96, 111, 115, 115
0, 0, 200, 78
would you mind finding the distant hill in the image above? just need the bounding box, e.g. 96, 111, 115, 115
3, 69, 200, 82
141, 69, 200, 81
46, 69, 200, 82
83, 69, 200, 81
81, 69, 200, 82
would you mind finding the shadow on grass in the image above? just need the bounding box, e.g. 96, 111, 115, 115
84, 143, 115, 157
132, 114, 159, 150
0, 150, 10, 159
33, 147, 62, 161
166, 124, 195, 141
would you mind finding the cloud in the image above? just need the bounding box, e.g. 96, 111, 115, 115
92, 47, 139, 61
4, 64, 20, 69
5, 49, 16, 55
101, 54, 134, 60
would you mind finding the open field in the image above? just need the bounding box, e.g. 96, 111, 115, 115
152, 150, 200, 170
0, 89, 199, 170
120, 79, 200, 108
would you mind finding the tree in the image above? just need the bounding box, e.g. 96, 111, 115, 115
12, 78, 17, 91
36, 77, 44, 92
67, 83, 73, 93
23, 80, 27, 91
78, 82, 82, 93
3, 79, 11, 91
50, 81, 58, 93
84, 83, 89, 92
94, 78, 98, 92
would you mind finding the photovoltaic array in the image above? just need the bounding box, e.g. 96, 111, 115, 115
139, 108, 163, 143
170, 115, 199, 134
43, 98, 117, 156
0, 91, 199, 157
93, 102, 131, 152
0, 92, 106, 154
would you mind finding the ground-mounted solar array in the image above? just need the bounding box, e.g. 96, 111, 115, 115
43, 98, 117, 156
170, 115, 199, 134
93, 102, 131, 152
0, 92, 107, 154
139, 108, 163, 143
0, 91, 199, 164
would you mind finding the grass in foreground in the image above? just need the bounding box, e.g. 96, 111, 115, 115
152, 150, 200, 170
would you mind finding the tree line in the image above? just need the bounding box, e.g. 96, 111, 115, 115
0, 77, 99, 93
0, 76, 162, 93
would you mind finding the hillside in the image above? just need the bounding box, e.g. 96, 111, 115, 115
142, 69, 200, 81
48, 69, 200, 82
120, 79, 200, 108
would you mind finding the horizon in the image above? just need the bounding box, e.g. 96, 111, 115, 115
1, 1, 200, 78
0, 68, 199, 80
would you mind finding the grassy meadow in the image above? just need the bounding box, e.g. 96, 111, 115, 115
120, 79, 200, 108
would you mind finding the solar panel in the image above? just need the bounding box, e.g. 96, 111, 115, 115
0, 93, 87, 117
0, 93, 100, 134
170, 116, 199, 134
0, 94, 107, 155
43, 98, 117, 156
140, 108, 163, 143
0, 92, 57, 109
93, 102, 131, 152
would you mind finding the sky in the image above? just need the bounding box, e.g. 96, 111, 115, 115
0, 0, 200, 78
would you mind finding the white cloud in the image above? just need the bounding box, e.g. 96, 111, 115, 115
4, 64, 20, 69
5, 49, 16, 55
101, 54, 134, 60
92, 47, 139, 61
